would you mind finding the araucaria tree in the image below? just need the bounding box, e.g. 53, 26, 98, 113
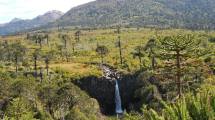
144, 38, 156, 70
45, 34, 49, 46
132, 46, 145, 68
116, 26, 123, 65
75, 31, 81, 42
44, 56, 50, 76
158, 34, 201, 98
44, 49, 57, 76
11, 42, 27, 73
38, 35, 43, 48
61, 34, 70, 49
96, 45, 109, 64
33, 49, 41, 78
57, 44, 64, 60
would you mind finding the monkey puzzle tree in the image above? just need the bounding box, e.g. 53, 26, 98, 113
38, 34, 44, 49
61, 34, 70, 49
39, 66, 43, 83
11, 42, 27, 73
71, 42, 76, 53
96, 45, 109, 64
144, 38, 157, 70
132, 46, 145, 68
75, 31, 81, 42
57, 44, 64, 60
62, 48, 72, 62
44, 49, 58, 76
45, 34, 49, 46
32, 34, 39, 44
26, 33, 30, 40
22, 57, 30, 72
32, 49, 42, 78
116, 26, 123, 65
2, 41, 13, 61
158, 34, 201, 98
44, 53, 52, 76
44, 50, 57, 75
0, 41, 8, 61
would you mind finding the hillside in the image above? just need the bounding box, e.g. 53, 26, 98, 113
0, 27, 214, 119
50, 0, 215, 29
0, 10, 64, 35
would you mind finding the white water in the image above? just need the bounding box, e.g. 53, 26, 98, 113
101, 65, 123, 114
115, 80, 123, 114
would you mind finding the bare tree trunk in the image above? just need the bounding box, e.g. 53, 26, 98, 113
15, 55, 18, 73
40, 68, 43, 83
34, 57, 37, 78
139, 55, 142, 68
47, 35, 49, 46
176, 50, 182, 98
150, 48, 155, 70
118, 36, 123, 65
101, 54, 104, 64
66, 51, 69, 62
60, 49, 63, 61
77, 34, 80, 42
152, 56, 155, 70
39, 40, 42, 48
72, 43, 75, 53
46, 63, 49, 76
64, 40, 67, 49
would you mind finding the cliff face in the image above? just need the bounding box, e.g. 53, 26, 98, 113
74, 73, 139, 115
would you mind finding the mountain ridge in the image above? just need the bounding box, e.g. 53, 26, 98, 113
50, 0, 215, 29
9, 18, 23, 23
0, 10, 64, 35
1, 0, 215, 35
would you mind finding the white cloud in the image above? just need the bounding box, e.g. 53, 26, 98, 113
0, 0, 95, 23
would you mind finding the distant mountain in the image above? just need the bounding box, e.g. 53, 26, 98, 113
0, 10, 64, 35
48, 0, 215, 29
9, 18, 23, 23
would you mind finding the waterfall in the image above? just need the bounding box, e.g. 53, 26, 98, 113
101, 65, 123, 115
115, 80, 123, 114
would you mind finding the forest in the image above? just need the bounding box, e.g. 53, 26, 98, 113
51, 0, 215, 30
0, 27, 214, 120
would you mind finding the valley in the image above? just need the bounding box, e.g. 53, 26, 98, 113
0, 27, 214, 119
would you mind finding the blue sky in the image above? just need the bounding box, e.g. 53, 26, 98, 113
0, 0, 95, 23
